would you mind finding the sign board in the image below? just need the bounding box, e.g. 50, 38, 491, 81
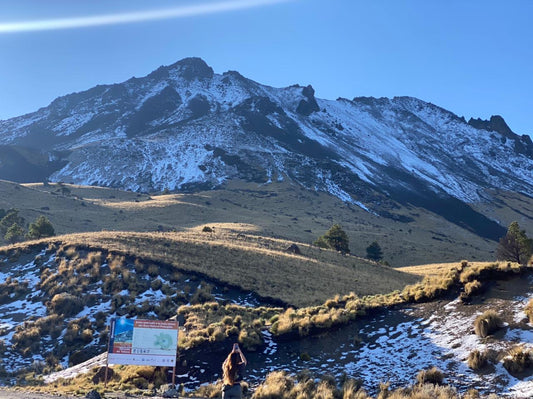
107, 318, 179, 366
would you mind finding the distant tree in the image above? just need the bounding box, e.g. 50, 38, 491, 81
0, 209, 25, 237
314, 224, 350, 254
4, 223, 25, 243
366, 241, 383, 261
313, 235, 330, 249
496, 221, 532, 264
26, 216, 55, 240
0, 209, 6, 220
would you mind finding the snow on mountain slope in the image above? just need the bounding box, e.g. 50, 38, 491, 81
0, 57, 531, 238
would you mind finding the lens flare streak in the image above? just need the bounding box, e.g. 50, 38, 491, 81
0, 0, 292, 34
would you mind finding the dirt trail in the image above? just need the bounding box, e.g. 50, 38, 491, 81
0, 390, 79, 399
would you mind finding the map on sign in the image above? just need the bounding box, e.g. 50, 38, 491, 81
108, 318, 179, 366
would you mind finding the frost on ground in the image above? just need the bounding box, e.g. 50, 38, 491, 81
2, 247, 532, 397
0, 248, 269, 378
236, 275, 533, 397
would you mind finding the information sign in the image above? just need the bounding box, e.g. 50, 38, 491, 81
107, 318, 179, 366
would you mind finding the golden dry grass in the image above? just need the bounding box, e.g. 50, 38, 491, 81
2, 227, 420, 307
398, 261, 514, 278
0, 179, 518, 267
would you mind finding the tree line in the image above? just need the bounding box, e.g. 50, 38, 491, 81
314, 221, 532, 265
0, 208, 55, 244
314, 224, 383, 262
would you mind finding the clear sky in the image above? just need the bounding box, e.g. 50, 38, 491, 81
0, 0, 531, 136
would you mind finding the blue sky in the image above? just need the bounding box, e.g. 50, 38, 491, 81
0, 0, 531, 136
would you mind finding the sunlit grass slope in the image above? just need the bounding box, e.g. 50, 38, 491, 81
0, 179, 516, 266
6, 224, 420, 307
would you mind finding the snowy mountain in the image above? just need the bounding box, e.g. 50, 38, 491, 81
1, 57, 532, 240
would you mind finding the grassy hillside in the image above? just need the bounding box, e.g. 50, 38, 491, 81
1, 179, 526, 266
3, 226, 419, 307
0, 226, 419, 378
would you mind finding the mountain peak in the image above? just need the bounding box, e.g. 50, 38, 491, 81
168, 57, 214, 81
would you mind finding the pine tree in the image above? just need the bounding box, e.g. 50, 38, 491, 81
314, 224, 350, 254
0, 209, 25, 237
366, 241, 383, 261
4, 223, 25, 243
496, 221, 532, 264
27, 216, 55, 240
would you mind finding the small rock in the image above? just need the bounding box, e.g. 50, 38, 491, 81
162, 388, 179, 398
286, 243, 301, 255
86, 390, 102, 399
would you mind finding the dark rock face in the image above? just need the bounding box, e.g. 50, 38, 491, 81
468, 115, 533, 156
468, 115, 515, 137
186, 94, 211, 118
296, 85, 319, 115
127, 86, 182, 137
0, 146, 66, 182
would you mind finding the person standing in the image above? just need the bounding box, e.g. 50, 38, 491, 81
222, 343, 247, 399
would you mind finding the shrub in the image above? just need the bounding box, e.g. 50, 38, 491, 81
503, 346, 533, 375
147, 264, 159, 277
193, 380, 224, 398
416, 366, 444, 385
252, 371, 294, 399
49, 293, 84, 317
313, 236, 330, 249
525, 299, 533, 324
190, 285, 214, 304
238, 327, 263, 351
119, 365, 168, 389
464, 280, 482, 297
12, 326, 41, 355
208, 324, 225, 343
35, 314, 64, 338
474, 310, 502, 338
202, 226, 213, 233
151, 278, 163, 291
81, 328, 94, 343
467, 349, 488, 370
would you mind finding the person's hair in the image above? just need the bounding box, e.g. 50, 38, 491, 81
222, 352, 241, 385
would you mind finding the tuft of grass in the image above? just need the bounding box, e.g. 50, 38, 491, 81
416, 366, 444, 385
249, 370, 469, 399
252, 371, 295, 399
467, 349, 488, 370
474, 310, 502, 338
177, 302, 282, 351
524, 298, 533, 324
461, 280, 483, 301
502, 346, 533, 375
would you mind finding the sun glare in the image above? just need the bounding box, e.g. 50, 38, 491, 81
0, 0, 292, 34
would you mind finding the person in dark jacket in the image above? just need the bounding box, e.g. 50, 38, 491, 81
222, 343, 247, 399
